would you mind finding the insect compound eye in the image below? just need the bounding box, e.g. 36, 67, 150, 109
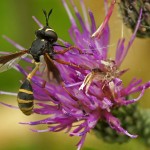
35, 29, 45, 39
45, 28, 58, 43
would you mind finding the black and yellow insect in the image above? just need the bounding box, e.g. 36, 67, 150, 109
0, 9, 83, 115
17, 79, 34, 115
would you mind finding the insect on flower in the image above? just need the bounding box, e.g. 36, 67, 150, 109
0, 9, 85, 115
79, 59, 124, 96
1, 1, 150, 149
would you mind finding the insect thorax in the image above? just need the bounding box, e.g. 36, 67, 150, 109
29, 38, 53, 62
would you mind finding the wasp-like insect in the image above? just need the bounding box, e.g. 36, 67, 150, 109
0, 9, 85, 115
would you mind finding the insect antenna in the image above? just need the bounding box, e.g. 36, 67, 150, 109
43, 9, 53, 26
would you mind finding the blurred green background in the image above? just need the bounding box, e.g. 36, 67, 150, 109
0, 0, 149, 150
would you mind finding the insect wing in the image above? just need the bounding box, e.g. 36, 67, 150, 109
0, 50, 28, 72
44, 53, 62, 84
38, 55, 47, 74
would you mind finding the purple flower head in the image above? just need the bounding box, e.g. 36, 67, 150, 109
0, 0, 150, 149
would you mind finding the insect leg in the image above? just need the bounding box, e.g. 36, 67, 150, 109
54, 45, 83, 54
53, 58, 90, 70
27, 62, 40, 80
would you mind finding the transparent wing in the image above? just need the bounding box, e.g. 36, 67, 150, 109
0, 50, 28, 73
38, 55, 47, 74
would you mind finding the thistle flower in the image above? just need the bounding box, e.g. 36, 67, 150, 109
119, 0, 150, 38
0, 0, 150, 150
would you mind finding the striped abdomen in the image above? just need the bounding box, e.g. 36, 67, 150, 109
17, 79, 34, 115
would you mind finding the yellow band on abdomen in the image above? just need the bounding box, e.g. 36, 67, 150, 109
19, 89, 33, 94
